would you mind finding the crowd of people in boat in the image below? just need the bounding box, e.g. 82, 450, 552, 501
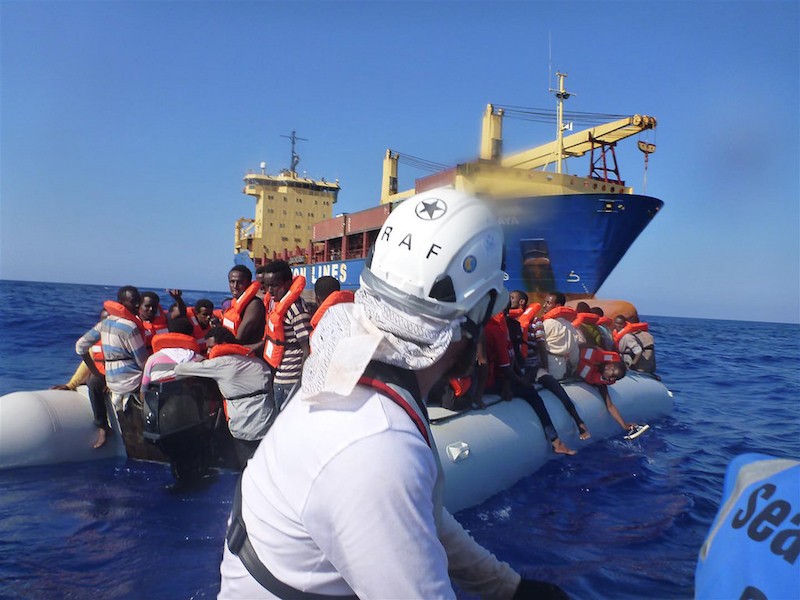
431, 289, 657, 455
56, 260, 657, 463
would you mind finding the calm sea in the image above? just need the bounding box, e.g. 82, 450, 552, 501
0, 280, 798, 599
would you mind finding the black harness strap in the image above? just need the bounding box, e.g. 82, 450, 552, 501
225, 387, 272, 402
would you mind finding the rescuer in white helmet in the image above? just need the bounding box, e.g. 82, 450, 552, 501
219, 189, 569, 599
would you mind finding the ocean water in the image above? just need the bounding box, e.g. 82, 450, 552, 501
0, 280, 798, 599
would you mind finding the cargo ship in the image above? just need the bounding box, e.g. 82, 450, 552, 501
233, 73, 662, 301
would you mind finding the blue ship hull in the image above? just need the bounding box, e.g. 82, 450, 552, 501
240, 191, 662, 299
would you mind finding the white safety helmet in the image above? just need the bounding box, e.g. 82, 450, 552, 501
360, 188, 508, 329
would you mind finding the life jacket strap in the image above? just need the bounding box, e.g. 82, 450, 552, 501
225, 387, 272, 402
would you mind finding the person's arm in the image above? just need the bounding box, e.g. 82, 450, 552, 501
75, 325, 103, 377
439, 508, 521, 599
52, 362, 91, 390
168, 289, 187, 317
237, 298, 266, 346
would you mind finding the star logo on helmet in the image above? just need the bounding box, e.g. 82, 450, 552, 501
414, 198, 447, 221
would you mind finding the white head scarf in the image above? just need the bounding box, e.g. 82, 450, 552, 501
300, 288, 464, 403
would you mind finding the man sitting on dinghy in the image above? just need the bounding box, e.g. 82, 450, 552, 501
576, 347, 648, 440
75, 286, 148, 448
219, 189, 569, 600
510, 291, 590, 442
174, 326, 274, 469
613, 315, 657, 374
540, 292, 582, 381
60, 307, 111, 448
479, 310, 577, 455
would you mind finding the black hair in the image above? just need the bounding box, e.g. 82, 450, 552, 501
194, 298, 214, 312
255, 265, 268, 275
229, 264, 253, 282
117, 285, 139, 302
142, 291, 161, 305
314, 276, 341, 303
204, 325, 238, 345
549, 291, 566, 306
263, 260, 292, 283
590, 306, 605, 317
512, 290, 529, 304
576, 301, 591, 313
168, 316, 194, 336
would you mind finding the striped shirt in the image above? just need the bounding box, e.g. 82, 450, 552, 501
523, 316, 546, 371
272, 298, 312, 386
76, 316, 148, 395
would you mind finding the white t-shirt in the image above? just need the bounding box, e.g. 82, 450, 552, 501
218, 383, 519, 599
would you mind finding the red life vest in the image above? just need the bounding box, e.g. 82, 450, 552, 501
310, 290, 355, 329
102, 300, 146, 339
449, 377, 472, 398
186, 307, 210, 354
151, 332, 201, 354
576, 347, 623, 385
222, 281, 262, 337
543, 306, 577, 322
510, 303, 541, 359
597, 316, 613, 327
613, 321, 649, 346
263, 275, 306, 369
572, 312, 599, 327
90, 341, 106, 375
208, 343, 252, 359
205, 342, 256, 421
142, 310, 170, 351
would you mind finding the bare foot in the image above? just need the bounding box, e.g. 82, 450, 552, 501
93, 428, 108, 449
578, 424, 591, 440
552, 438, 577, 456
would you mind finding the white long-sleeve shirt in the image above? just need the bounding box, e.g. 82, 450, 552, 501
219, 383, 520, 599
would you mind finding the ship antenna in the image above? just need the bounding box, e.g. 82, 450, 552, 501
280, 130, 308, 175
548, 72, 574, 175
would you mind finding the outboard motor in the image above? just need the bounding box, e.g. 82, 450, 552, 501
143, 377, 225, 481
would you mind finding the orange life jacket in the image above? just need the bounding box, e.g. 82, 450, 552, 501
151, 332, 201, 354
263, 275, 306, 369
222, 281, 262, 337
510, 303, 542, 359
141, 311, 170, 350
576, 347, 623, 385
572, 312, 599, 327
543, 306, 577, 322
613, 321, 649, 346
310, 290, 355, 329
103, 300, 146, 339
208, 343, 252, 359
186, 307, 210, 354
206, 342, 255, 421
597, 316, 613, 327
449, 377, 472, 397
90, 341, 106, 375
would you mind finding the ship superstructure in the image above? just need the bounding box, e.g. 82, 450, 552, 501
235, 131, 340, 266
234, 74, 663, 300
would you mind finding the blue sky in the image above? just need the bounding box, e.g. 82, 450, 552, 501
2, 1, 798, 323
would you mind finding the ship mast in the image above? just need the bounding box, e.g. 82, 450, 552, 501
550, 72, 573, 175
281, 130, 308, 176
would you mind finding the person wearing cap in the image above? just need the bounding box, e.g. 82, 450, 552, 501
218, 189, 568, 599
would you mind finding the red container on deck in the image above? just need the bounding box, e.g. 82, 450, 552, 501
313, 215, 347, 241
347, 205, 391, 234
